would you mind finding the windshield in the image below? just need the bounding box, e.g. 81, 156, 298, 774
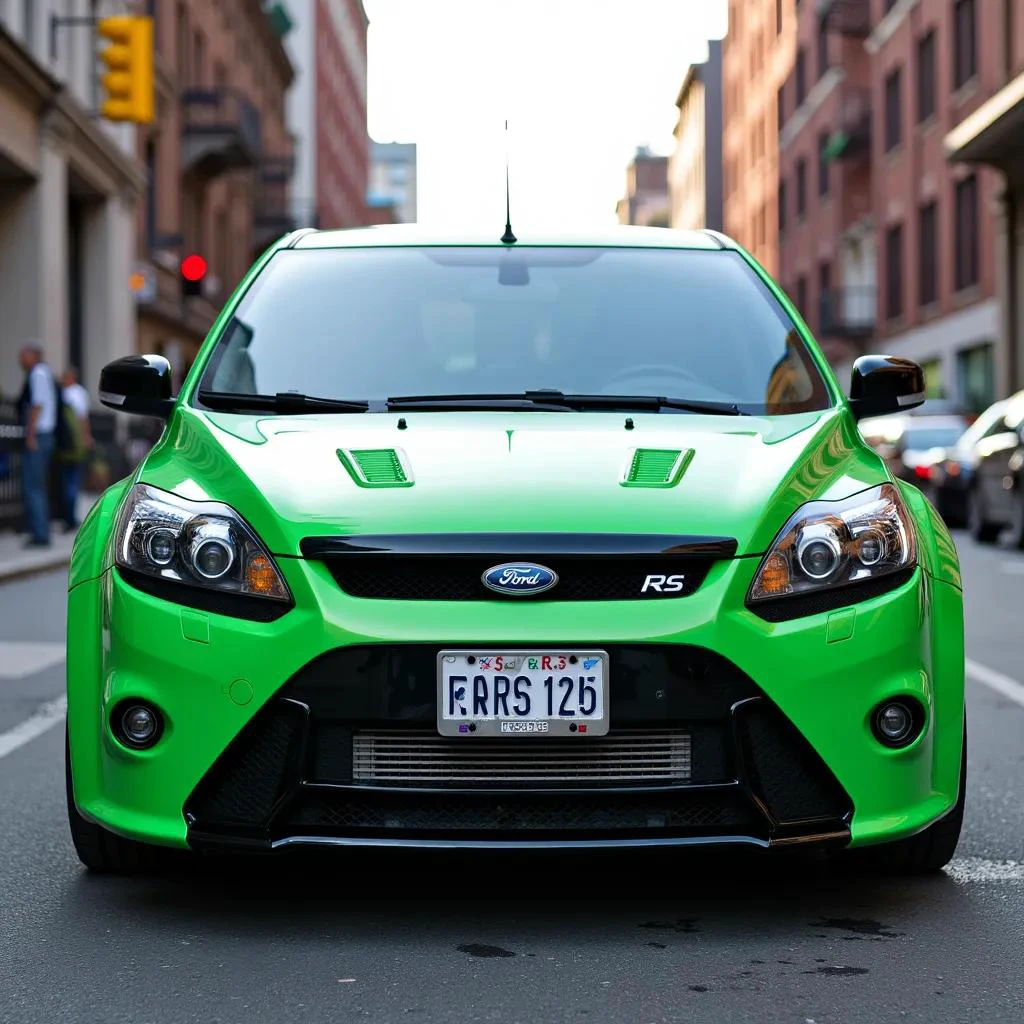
198, 247, 832, 415
902, 426, 965, 450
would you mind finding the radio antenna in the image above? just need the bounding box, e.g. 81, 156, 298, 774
501, 119, 517, 244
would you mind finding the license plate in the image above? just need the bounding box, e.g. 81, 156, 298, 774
437, 650, 609, 737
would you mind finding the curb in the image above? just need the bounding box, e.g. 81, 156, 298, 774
0, 553, 72, 586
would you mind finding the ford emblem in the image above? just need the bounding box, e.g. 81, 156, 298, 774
482, 562, 559, 597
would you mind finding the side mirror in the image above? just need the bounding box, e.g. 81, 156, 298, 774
848, 355, 925, 420
99, 355, 176, 418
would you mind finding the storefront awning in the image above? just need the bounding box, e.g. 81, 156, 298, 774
945, 72, 1024, 169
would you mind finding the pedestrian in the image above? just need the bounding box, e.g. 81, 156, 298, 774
16, 344, 58, 548
58, 366, 93, 531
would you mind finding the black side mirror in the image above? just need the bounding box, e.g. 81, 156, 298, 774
99, 355, 176, 418
848, 355, 925, 420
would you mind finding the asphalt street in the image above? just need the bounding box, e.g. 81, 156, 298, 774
0, 534, 1022, 1024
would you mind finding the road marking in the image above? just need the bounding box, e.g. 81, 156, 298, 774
0, 641, 65, 679
947, 858, 1024, 884
966, 658, 1024, 710
0, 694, 67, 760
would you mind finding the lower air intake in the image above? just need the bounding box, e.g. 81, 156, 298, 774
351, 728, 692, 786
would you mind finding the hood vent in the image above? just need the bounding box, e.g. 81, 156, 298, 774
337, 448, 414, 488
621, 448, 694, 488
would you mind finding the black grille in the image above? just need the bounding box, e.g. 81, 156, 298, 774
284, 789, 758, 836
184, 643, 853, 849
320, 557, 714, 601
739, 701, 851, 824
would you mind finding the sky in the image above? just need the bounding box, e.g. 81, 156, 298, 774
363, 0, 728, 230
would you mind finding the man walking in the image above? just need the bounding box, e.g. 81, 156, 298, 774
58, 366, 93, 530
17, 344, 58, 548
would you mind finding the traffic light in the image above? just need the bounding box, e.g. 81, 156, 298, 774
97, 16, 154, 124
181, 254, 208, 299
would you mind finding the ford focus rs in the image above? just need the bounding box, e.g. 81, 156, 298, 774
67, 226, 965, 873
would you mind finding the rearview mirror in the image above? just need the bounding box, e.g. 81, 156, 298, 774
848, 355, 925, 420
99, 355, 176, 418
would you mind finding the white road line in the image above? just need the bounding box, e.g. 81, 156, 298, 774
966, 658, 1024, 710
0, 641, 66, 680
0, 695, 67, 760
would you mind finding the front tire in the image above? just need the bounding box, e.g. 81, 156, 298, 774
833, 724, 966, 875
66, 729, 178, 874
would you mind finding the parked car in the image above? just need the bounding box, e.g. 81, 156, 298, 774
858, 412, 969, 485
928, 399, 1009, 527
966, 391, 1024, 546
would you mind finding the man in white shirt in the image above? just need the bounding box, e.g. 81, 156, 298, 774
17, 344, 58, 547
59, 366, 93, 530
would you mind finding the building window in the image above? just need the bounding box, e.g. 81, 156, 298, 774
776, 0, 783, 34
796, 158, 807, 220
953, 0, 977, 90
796, 48, 807, 106
919, 358, 945, 399
885, 223, 904, 320
818, 131, 830, 197
918, 201, 938, 307
777, 85, 785, 132
955, 174, 979, 290
817, 17, 829, 80
957, 343, 995, 412
884, 67, 902, 152
145, 139, 157, 252
796, 276, 808, 317
779, 180, 788, 235
917, 31, 936, 123
884, 0, 899, 12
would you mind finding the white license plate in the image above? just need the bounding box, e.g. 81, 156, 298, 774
437, 650, 609, 737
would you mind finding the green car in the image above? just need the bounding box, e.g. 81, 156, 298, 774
67, 226, 966, 873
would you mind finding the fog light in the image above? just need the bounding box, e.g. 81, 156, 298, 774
114, 702, 163, 749
872, 700, 921, 748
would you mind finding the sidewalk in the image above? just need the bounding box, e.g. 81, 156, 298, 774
0, 494, 98, 584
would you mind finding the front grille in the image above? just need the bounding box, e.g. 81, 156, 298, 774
351, 728, 692, 786
321, 556, 713, 601
284, 790, 756, 835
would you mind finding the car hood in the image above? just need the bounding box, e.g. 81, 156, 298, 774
141, 407, 888, 557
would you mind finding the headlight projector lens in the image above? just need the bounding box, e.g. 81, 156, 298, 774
145, 528, 176, 566
797, 536, 841, 580
192, 538, 234, 579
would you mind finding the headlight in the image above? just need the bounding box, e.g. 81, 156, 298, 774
748, 483, 915, 603
114, 484, 290, 602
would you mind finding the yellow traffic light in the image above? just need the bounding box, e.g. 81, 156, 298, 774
97, 16, 154, 124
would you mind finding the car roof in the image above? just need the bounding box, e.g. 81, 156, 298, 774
290, 224, 731, 251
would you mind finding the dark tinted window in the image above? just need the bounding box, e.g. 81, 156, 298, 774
885, 67, 902, 151
796, 158, 807, 218
955, 175, 979, 290
201, 247, 832, 416
953, 0, 977, 89
918, 201, 938, 306
917, 30, 936, 122
886, 223, 904, 319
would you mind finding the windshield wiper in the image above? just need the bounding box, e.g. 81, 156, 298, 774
198, 391, 370, 414
385, 390, 743, 415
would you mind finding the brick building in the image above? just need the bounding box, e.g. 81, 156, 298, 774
134, 1, 295, 382
286, 0, 368, 233
945, 1, 1024, 399
723, 0, 797, 275
616, 147, 670, 226
669, 40, 724, 232
773, 0, 1007, 410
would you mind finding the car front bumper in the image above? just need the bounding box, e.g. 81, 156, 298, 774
66, 554, 964, 852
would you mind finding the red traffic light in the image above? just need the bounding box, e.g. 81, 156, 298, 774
181, 253, 207, 282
